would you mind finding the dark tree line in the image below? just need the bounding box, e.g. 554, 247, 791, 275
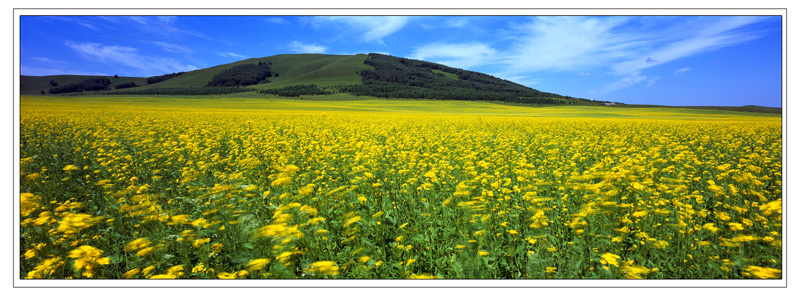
49, 77, 111, 94
147, 72, 186, 85
111, 87, 253, 96
114, 82, 138, 89
345, 53, 567, 103
207, 63, 272, 87
258, 84, 331, 97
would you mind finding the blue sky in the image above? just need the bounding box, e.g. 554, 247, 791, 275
19, 15, 782, 107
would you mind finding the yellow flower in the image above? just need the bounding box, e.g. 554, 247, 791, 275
306, 261, 340, 276
125, 238, 152, 252
62, 165, 79, 171
20, 193, 40, 217
727, 222, 744, 231
192, 238, 211, 248
601, 252, 621, 267
271, 177, 292, 186
245, 258, 271, 272
68, 245, 110, 278
25, 257, 64, 279
344, 216, 362, 227
702, 223, 718, 233
217, 270, 249, 279
478, 250, 489, 256
408, 273, 438, 279
743, 266, 781, 279
123, 268, 140, 279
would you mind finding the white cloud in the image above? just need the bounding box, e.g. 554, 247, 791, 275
30, 57, 67, 64
409, 42, 498, 69
288, 41, 327, 54
65, 41, 198, 76
675, 67, 691, 74
501, 75, 540, 87
21, 65, 108, 76
314, 16, 410, 43
595, 72, 648, 95
217, 52, 248, 59
610, 16, 766, 76
497, 16, 770, 95
645, 76, 661, 87
503, 16, 639, 74
153, 41, 192, 53
265, 17, 289, 25
421, 17, 469, 29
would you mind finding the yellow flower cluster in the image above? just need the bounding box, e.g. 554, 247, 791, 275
19, 97, 782, 279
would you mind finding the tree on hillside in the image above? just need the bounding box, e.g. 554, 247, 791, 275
207, 63, 272, 87
49, 80, 57, 87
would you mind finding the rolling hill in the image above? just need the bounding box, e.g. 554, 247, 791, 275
18, 53, 782, 113
20, 53, 590, 105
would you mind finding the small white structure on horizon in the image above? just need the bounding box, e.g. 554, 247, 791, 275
603, 102, 616, 105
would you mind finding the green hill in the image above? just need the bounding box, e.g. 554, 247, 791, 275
21, 53, 587, 106
20, 75, 147, 96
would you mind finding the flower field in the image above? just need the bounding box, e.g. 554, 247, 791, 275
19, 96, 783, 279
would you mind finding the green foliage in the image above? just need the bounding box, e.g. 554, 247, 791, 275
49, 77, 111, 94
344, 53, 570, 104
207, 63, 272, 87
147, 72, 186, 85
114, 82, 138, 89
111, 87, 253, 96
258, 84, 332, 97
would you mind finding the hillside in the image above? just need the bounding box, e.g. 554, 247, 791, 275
21, 53, 585, 105
19, 75, 147, 96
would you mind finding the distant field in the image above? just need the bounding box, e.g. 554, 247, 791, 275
19, 96, 782, 279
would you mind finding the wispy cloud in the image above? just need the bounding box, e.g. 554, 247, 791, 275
152, 41, 192, 53
217, 52, 248, 59
497, 16, 770, 95
595, 72, 648, 95
314, 16, 410, 43
645, 76, 661, 87
675, 67, 691, 74
503, 16, 639, 74
65, 41, 198, 76
500, 75, 540, 86
421, 17, 469, 29
288, 41, 327, 53
265, 17, 289, 25
21, 65, 108, 76
117, 16, 209, 40
609, 16, 767, 76
409, 42, 498, 69
30, 57, 68, 64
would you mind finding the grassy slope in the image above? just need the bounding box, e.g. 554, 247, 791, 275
103, 54, 371, 91
19, 75, 147, 96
